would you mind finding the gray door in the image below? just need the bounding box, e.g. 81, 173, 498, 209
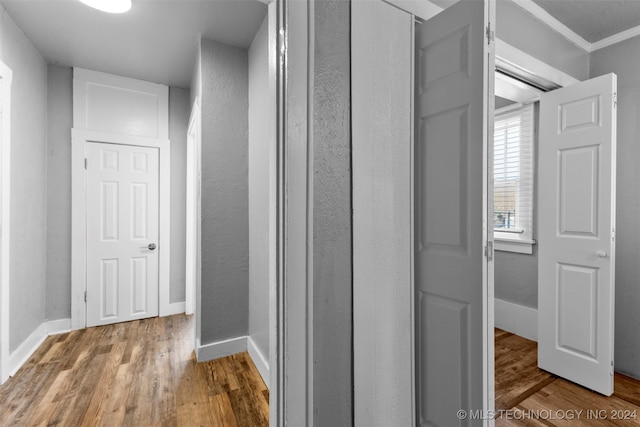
415, 1, 492, 425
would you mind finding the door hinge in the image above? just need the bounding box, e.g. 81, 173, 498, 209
485, 241, 493, 261
613, 92, 617, 109
84, 290, 87, 302
84, 158, 87, 170
486, 23, 494, 44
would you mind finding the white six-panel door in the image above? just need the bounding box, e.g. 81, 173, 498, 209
538, 73, 617, 396
415, 1, 491, 425
86, 142, 160, 327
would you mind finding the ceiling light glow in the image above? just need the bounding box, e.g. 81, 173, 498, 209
79, 0, 131, 14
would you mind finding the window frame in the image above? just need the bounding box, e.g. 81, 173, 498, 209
493, 103, 537, 254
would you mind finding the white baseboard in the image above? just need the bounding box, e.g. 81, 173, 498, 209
162, 301, 185, 317
196, 335, 247, 362
8, 323, 47, 377
8, 317, 71, 377
247, 336, 270, 390
46, 318, 71, 335
495, 298, 538, 341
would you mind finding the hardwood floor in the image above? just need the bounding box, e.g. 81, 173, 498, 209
496, 329, 640, 426
0, 315, 269, 426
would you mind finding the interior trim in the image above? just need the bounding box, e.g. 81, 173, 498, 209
512, 0, 640, 53
70, 129, 172, 330
592, 24, 640, 52
496, 39, 581, 88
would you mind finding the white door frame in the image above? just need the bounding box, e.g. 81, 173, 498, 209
71, 129, 171, 330
0, 60, 12, 384
273, 0, 312, 423
185, 98, 201, 317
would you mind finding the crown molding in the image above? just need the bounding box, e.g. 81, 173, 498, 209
591, 24, 640, 52
511, 0, 640, 53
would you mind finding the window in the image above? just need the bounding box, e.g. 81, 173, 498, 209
494, 104, 535, 253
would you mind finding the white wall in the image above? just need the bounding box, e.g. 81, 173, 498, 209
0, 6, 48, 352
248, 17, 270, 370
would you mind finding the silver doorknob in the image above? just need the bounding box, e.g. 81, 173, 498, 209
596, 250, 607, 258
140, 243, 157, 251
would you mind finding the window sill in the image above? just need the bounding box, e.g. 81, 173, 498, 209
494, 237, 536, 255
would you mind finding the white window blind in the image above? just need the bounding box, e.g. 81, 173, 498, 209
494, 104, 534, 242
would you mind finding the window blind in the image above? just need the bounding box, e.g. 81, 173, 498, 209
494, 104, 534, 241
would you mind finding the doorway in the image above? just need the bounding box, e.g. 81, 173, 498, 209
71, 129, 171, 330
70, 68, 172, 330
493, 48, 617, 401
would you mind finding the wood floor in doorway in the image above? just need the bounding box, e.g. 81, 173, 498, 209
0, 315, 269, 426
496, 328, 640, 426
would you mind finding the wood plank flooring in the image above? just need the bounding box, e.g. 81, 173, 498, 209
496, 328, 640, 426
0, 315, 269, 426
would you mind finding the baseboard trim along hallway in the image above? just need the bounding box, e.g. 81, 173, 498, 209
8, 318, 71, 378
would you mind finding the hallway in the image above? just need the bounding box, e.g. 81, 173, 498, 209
0, 315, 269, 426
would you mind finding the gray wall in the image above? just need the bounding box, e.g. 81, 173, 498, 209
199, 38, 249, 345
248, 17, 269, 361
46, 65, 72, 320
1, 7, 49, 351
496, 0, 590, 81
591, 36, 640, 378
312, 0, 352, 423
169, 87, 189, 304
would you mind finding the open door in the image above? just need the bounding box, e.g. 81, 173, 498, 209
538, 73, 617, 396
415, 1, 493, 425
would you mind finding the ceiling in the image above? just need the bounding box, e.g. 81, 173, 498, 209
531, 0, 640, 43
431, 0, 640, 46
0, 0, 268, 89
4, 0, 640, 89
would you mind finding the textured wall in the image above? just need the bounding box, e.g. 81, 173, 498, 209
199, 39, 249, 345
248, 17, 270, 363
312, 0, 352, 424
591, 36, 640, 378
1, 6, 48, 351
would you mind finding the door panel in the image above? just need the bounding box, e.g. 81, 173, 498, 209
352, 0, 414, 425
538, 73, 617, 396
415, 1, 490, 425
86, 142, 160, 327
